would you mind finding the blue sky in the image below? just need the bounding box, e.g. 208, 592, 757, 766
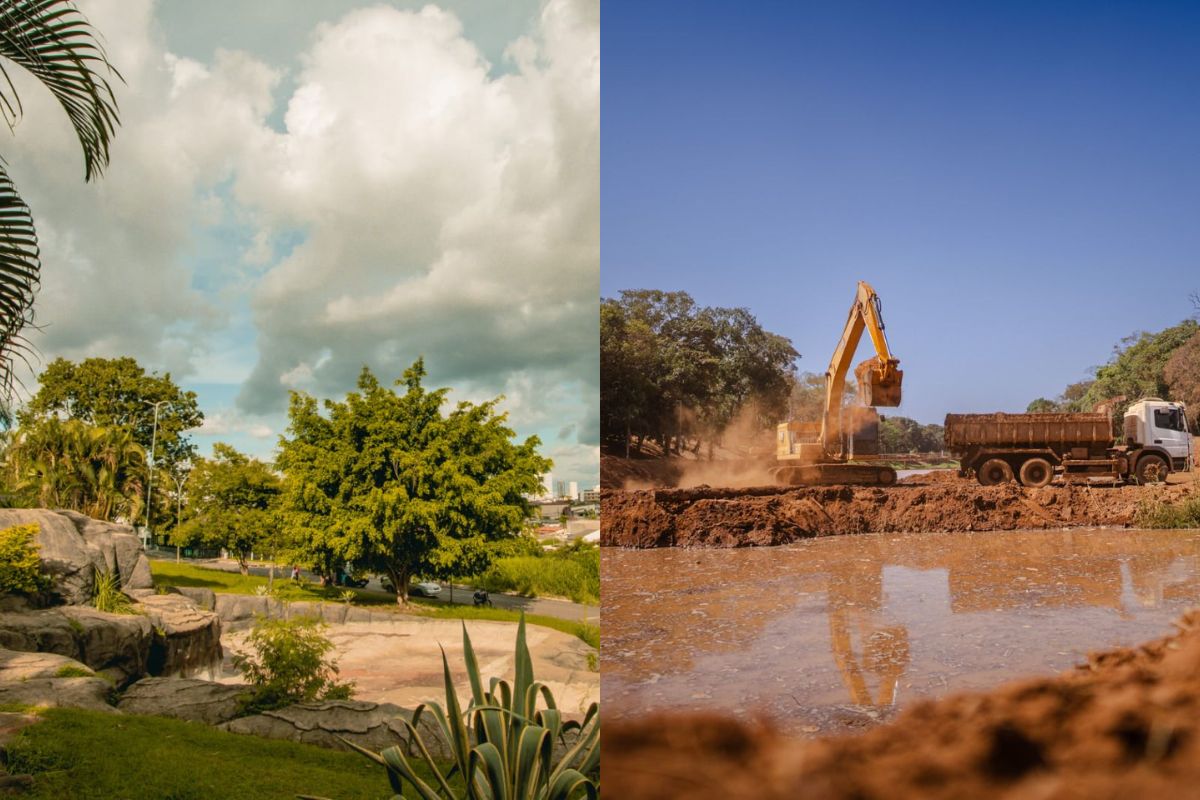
602, 1, 1200, 425
7, 0, 599, 489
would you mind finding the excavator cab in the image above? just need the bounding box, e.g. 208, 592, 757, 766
855, 357, 903, 407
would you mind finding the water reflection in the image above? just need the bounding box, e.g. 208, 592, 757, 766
602, 529, 1200, 735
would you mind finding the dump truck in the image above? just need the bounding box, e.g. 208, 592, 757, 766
772, 281, 903, 486
945, 399, 1194, 486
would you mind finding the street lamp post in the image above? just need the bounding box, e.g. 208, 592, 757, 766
144, 400, 168, 549
170, 471, 185, 563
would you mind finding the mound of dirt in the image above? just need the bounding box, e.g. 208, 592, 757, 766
600, 482, 1196, 547
605, 610, 1200, 799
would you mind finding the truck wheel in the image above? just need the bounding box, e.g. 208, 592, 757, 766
1019, 458, 1054, 488
978, 458, 1014, 486
1135, 454, 1168, 484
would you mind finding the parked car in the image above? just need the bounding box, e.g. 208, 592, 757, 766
409, 581, 443, 598
381, 578, 443, 598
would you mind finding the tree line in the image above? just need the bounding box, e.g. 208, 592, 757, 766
0, 356, 550, 604
1027, 308, 1200, 433
601, 289, 799, 456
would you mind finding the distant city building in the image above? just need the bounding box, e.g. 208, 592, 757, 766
568, 481, 579, 500
541, 473, 554, 497
581, 488, 600, 504
534, 500, 572, 521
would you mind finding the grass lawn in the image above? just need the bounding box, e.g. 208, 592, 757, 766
3, 707, 448, 800
149, 561, 599, 648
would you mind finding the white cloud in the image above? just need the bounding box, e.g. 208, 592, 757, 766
230, 0, 599, 446
2, 0, 598, 483
198, 409, 274, 440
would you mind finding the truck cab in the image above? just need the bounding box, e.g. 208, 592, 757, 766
1124, 399, 1193, 473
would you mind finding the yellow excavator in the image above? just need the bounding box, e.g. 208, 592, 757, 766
771, 280, 903, 486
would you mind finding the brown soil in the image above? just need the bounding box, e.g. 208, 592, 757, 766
600, 480, 1198, 547
605, 610, 1200, 800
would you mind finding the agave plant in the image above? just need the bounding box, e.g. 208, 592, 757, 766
303, 614, 599, 800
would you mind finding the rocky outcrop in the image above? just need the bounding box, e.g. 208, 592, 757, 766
118, 677, 247, 724
0, 508, 152, 605
0, 600, 222, 686
0, 606, 151, 685
138, 594, 223, 676
170, 586, 216, 610
0, 649, 115, 712
0, 509, 96, 605
214, 594, 401, 631
219, 699, 449, 756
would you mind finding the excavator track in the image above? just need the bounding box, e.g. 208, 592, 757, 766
769, 463, 897, 487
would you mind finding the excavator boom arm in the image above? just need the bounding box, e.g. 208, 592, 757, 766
822, 281, 903, 456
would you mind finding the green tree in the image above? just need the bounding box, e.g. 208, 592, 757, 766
22, 357, 203, 469
1075, 320, 1199, 419
600, 289, 798, 456
276, 360, 550, 605
1164, 329, 1200, 433
4, 417, 145, 520
425, 534, 494, 603
1026, 398, 1058, 413
0, 3, 120, 400
878, 416, 944, 453
174, 443, 280, 575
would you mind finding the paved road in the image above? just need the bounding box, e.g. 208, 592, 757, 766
149, 553, 598, 623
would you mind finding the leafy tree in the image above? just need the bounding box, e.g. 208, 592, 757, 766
789, 371, 857, 422
174, 443, 280, 575
4, 417, 145, 520
22, 357, 203, 469
0, 3, 120, 399
1026, 398, 1057, 413
425, 534, 493, 603
1075, 320, 1198, 417
276, 360, 550, 605
1164, 329, 1200, 433
600, 290, 798, 456
879, 416, 944, 453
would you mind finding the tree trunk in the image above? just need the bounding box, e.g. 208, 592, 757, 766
238, 554, 249, 576
387, 566, 410, 606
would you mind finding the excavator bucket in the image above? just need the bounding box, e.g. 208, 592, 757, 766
856, 358, 903, 407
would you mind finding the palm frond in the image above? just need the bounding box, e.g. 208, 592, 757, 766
0, 0, 121, 179
0, 161, 35, 395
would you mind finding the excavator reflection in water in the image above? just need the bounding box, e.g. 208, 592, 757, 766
826, 546, 910, 709
773, 281, 903, 486
603, 530, 1200, 730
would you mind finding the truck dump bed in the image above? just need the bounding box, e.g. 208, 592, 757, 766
944, 412, 1112, 451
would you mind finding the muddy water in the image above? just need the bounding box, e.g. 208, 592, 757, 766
603, 528, 1200, 736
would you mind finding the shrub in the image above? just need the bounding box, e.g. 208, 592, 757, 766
1134, 492, 1200, 529
92, 568, 135, 614
303, 615, 598, 800
475, 547, 599, 605
233, 616, 354, 714
0, 523, 48, 595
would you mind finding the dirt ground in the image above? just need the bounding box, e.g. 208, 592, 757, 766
605, 610, 1200, 799
601, 465, 1199, 547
